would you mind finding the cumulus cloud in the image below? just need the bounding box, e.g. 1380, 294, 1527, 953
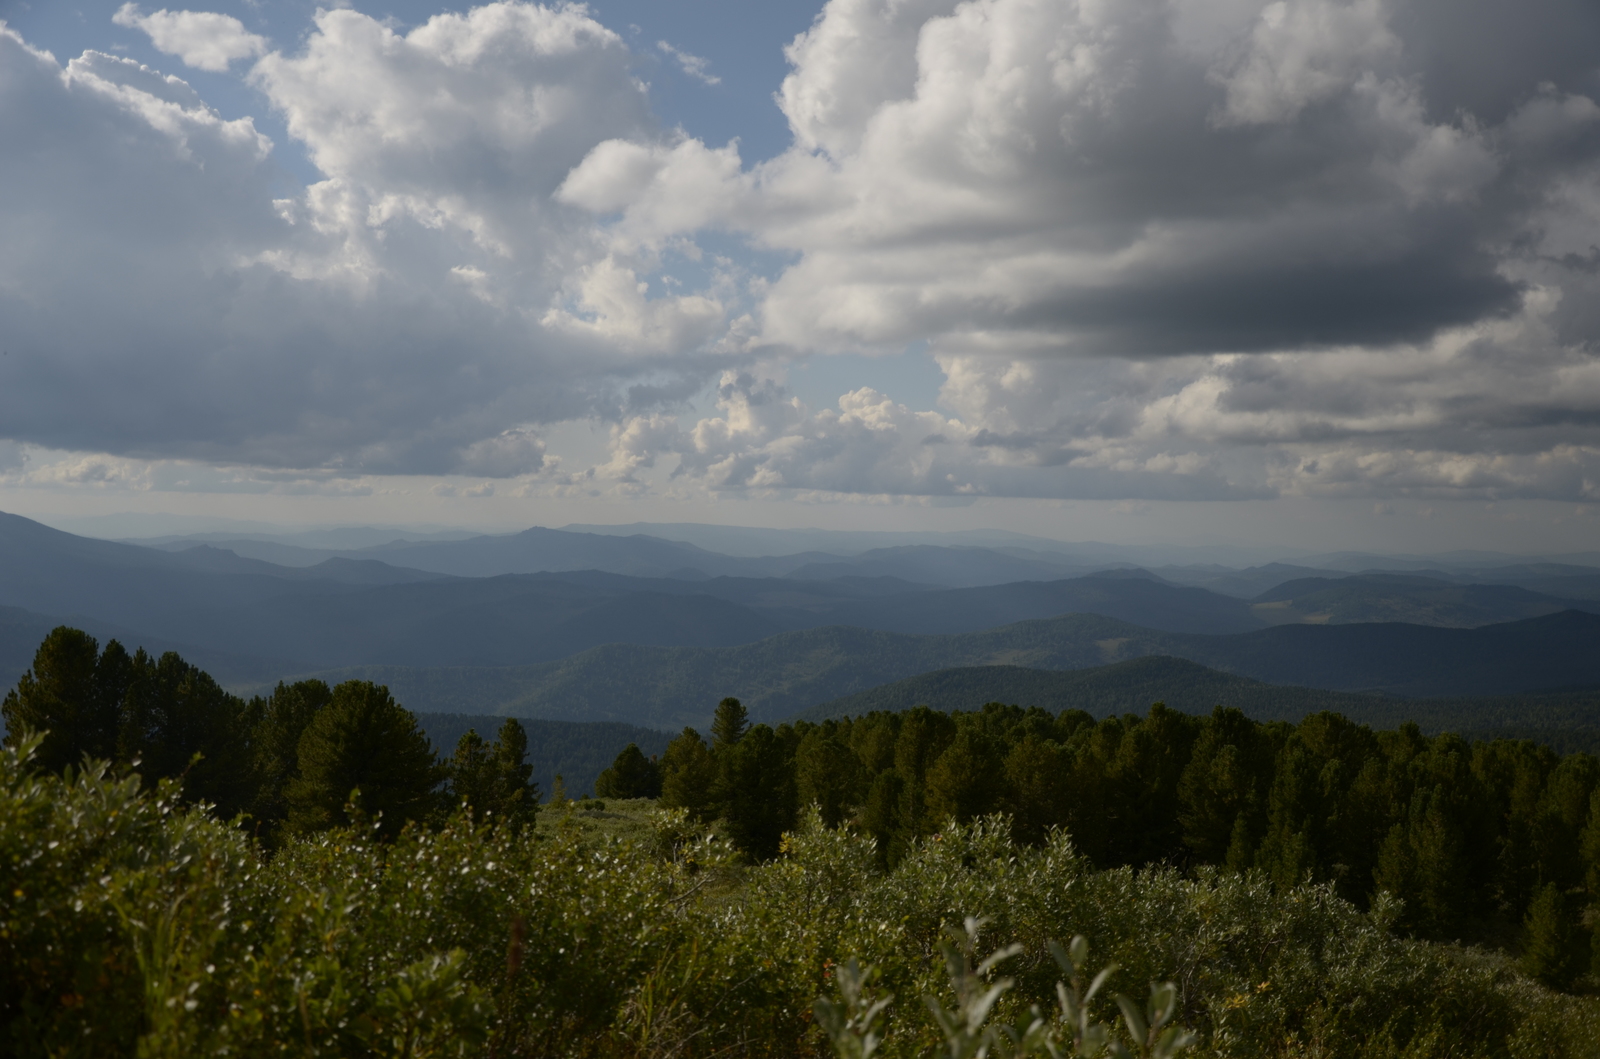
599, 370, 1269, 501
5, 0, 1600, 509
0, 5, 732, 479
561, 0, 1600, 503
113, 4, 268, 72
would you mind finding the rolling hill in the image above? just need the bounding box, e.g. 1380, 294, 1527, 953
1248, 573, 1600, 627
0, 512, 1283, 679
795, 655, 1600, 741
278, 610, 1600, 730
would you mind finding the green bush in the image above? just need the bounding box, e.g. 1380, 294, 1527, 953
5, 732, 1600, 1058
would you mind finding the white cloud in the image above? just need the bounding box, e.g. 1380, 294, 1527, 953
6, 0, 1600, 513
113, 4, 268, 72
656, 40, 720, 85
0, 6, 733, 480
558, 0, 1600, 505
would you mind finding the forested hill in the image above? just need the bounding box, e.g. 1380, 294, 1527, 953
291, 610, 1600, 729
797, 655, 1600, 746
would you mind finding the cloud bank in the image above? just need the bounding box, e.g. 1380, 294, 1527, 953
2, 0, 1599, 507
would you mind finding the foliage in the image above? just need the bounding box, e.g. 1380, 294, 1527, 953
285, 680, 446, 839
1522, 884, 1585, 990
10, 626, 1600, 1055
446, 719, 541, 828
5, 730, 1600, 1058
413, 713, 672, 799
659, 727, 718, 822
250, 678, 334, 839
0, 627, 119, 772
595, 743, 662, 800
658, 699, 1600, 965
1, 628, 259, 816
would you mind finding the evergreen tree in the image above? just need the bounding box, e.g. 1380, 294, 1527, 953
659, 727, 718, 822
717, 724, 796, 861
448, 719, 540, 827
795, 728, 862, 828
1002, 735, 1070, 845
248, 679, 333, 834
1581, 787, 1600, 901
285, 681, 443, 839
924, 726, 1002, 825
710, 697, 749, 749
1531, 754, 1598, 892
595, 742, 662, 799
891, 707, 955, 840
860, 769, 906, 870
1177, 707, 1271, 865
1103, 703, 1198, 864
489, 718, 540, 820
120, 649, 257, 818
1, 627, 123, 773
1255, 744, 1321, 890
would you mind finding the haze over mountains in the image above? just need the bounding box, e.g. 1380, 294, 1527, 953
2, 509, 1598, 732
300, 610, 1600, 730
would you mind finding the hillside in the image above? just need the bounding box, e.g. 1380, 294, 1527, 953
0, 512, 1281, 674
813, 571, 1264, 634
1249, 573, 1600, 626
282, 610, 1600, 729
796, 656, 1386, 722
796, 655, 1600, 742
1171, 610, 1600, 696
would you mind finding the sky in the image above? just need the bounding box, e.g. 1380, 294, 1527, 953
0, 0, 1598, 553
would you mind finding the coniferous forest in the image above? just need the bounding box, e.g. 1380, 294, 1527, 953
6, 626, 1600, 1057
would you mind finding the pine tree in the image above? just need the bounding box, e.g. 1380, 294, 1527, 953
1, 627, 121, 773
795, 728, 862, 828
1001, 735, 1069, 846
285, 681, 443, 839
924, 726, 1002, 826
660, 728, 718, 821
718, 724, 796, 861
1177, 707, 1270, 865
120, 648, 256, 818
860, 769, 906, 870
490, 718, 540, 822
448, 719, 539, 827
1254, 744, 1321, 890
891, 707, 955, 840
710, 697, 749, 749
448, 728, 492, 810
248, 679, 333, 834
595, 742, 662, 799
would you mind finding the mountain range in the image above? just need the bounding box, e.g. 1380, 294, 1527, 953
3, 510, 1598, 735
798, 655, 1600, 737
281, 610, 1600, 730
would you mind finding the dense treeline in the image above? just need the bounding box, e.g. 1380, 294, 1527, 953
649, 697, 1600, 986
0, 627, 539, 840
797, 655, 1600, 740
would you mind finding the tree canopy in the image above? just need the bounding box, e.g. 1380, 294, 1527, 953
286, 680, 445, 839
